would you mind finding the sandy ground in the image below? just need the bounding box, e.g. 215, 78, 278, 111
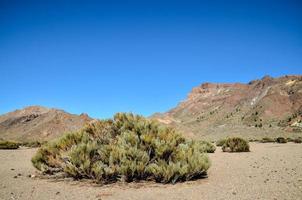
1, 143, 302, 200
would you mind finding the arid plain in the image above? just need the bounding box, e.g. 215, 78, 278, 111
1, 142, 301, 200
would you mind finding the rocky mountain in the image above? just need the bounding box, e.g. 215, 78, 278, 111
0, 106, 92, 141
152, 75, 302, 140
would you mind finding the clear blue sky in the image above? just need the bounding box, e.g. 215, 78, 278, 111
1, 0, 301, 118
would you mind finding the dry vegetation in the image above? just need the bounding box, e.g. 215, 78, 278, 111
222, 137, 250, 152
215, 139, 226, 147
0, 140, 20, 149
32, 113, 214, 184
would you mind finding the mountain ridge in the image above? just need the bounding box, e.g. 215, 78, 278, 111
152, 75, 302, 140
1, 75, 302, 142
0, 105, 92, 141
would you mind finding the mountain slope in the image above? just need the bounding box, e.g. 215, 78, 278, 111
0, 106, 92, 141
152, 75, 302, 140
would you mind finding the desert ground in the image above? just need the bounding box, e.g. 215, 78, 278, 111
1, 143, 302, 200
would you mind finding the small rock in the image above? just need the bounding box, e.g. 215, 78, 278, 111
18, 173, 22, 176
10, 168, 15, 171
232, 192, 236, 195
56, 191, 60, 195
13, 176, 18, 178
29, 174, 36, 178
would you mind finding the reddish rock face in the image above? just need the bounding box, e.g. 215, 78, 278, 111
0, 106, 92, 141
152, 75, 302, 138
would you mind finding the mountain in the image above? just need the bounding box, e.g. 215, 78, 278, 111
152, 75, 302, 140
0, 106, 92, 141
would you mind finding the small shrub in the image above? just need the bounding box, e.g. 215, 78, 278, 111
32, 113, 211, 184
275, 137, 287, 143
293, 138, 302, 143
195, 140, 216, 153
216, 139, 226, 147
222, 137, 250, 152
0, 141, 20, 149
22, 141, 45, 148
260, 137, 275, 143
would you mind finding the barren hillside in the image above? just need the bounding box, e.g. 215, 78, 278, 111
152, 75, 302, 140
0, 106, 92, 141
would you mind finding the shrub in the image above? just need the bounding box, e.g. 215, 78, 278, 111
293, 138, 302, 143
22, 141, 45, 148
216, 139, 226, 147
195, 140, 216, 153
222, 137, 250, 152
260, 137, 275, 143
32, 113, 211, 184
275, 137, 287, 143
0, 141, 20, 149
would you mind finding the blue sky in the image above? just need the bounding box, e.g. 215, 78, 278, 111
1, 0, 301, 118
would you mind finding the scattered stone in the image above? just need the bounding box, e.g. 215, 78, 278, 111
56, 191, 60, 195
10, 168, 15, 171
13, 176, 18, 178
28, 174, 36, 178
17, 173, 22, 176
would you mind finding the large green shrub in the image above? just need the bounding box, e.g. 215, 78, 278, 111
32, 113, 211, 184
0, 141, 20, 149
222, 137, 250, 152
